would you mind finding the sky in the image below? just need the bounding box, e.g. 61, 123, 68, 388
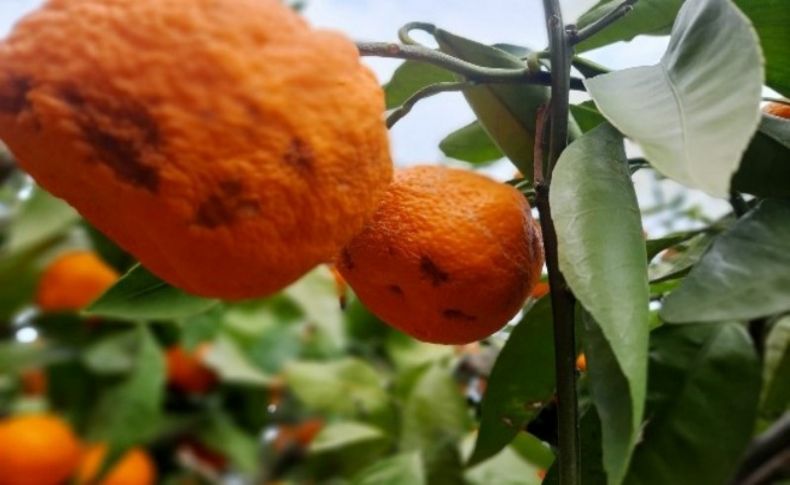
0, 1, 728, 234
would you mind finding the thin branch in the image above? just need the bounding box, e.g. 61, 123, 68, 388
731, 413, 790, 485
571, 0, 639, 46
356, 42, 587, 91
386, 81, 471, 128
729, 192, 749, 218
398, 21, 437, 46
540, 1, 580, 485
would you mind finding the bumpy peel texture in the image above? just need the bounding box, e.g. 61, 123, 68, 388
0, 0, 392, 298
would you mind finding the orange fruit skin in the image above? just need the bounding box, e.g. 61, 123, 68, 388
0, 0, 392, 299
165, 344, 218, 394
35, 250, 119, 311
764, 101, 790, 119
338, 166, 544, 344
75, 444, 156, 485
0, 414, 82, 485
576, 353, 587, 372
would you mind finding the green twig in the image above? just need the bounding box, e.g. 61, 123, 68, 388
570, 0, 639, 46
386, 81, 472, 129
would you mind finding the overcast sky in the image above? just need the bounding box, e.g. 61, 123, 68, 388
0, 1, 727, 233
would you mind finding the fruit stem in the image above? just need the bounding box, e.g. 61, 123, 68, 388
570, 0, 639, 46
356, 41, 587, 91
539, 1, 580, 484
386, 81, 472, 128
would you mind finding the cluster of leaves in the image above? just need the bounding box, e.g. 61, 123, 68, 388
384, 0, 789, 483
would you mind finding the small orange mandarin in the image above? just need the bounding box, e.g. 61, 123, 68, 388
273, 419, 324, 452
75, 444, 156, 485
165, 344, 218, 394
763, 101, 790, 119
338, 166, 544, 344
576, 353, 587, 372
530, 281, 550, 299
0, 413, 81, 485
36, 250, 119, 312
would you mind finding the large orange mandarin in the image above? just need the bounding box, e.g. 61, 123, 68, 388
764, 101, 790, 119
165, 344, 218, 394
0, 413, 82, 485
338, 166, 544, 344
75, 444, 156, 485
0, 0, 392, 299
36, 250, 119, 311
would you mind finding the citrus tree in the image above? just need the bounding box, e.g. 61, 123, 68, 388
0, 0, 788, 484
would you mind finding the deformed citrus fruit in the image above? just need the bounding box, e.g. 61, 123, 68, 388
165, 344, 218, 394
75, 444, 156, 485
36, 250, 119, 311
338, 165, 544, 344
0, 0, 392, 299
764, 101, 790, 119
0, 413, 82, 485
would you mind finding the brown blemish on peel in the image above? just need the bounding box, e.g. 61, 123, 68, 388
340, 248, 355, 270
388, 284, 403, 296
0, 76, 32, 113
195, 179, 261, 228
420, 256, 449, 286
443, 309, 476, 321
284, 137, 314, 170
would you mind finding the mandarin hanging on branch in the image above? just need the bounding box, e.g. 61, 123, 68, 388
338, 166, 544, 344
36, 250, 119, 311
75, 444, 156, 485
0, 0, 392, 299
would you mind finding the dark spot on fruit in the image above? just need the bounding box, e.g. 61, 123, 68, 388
61, 86, 162, 192
195, 179, 261, 228
0, 76, 32, 113
420, 256, 449, 286
284, 138, 314, 171
388, 284, 403, 296
443, 309, 476, 321
340, 248, 355, 270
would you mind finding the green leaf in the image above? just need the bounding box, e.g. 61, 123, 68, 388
384, 61, 455, 109
82, 330, 140, 375
352, 452, 425, 485
5, 187, 79, 253
0, 341, 72, 374
439, 121, 504, 165
735, 0, 790, 97
569, 101, 607, 134
575, 0, 684, 53
468, 297, 555, 466
732, 114, 790, 198
625, 323, 761, 485
284, 358, 390, 421
550, 124, 648, 485
760, 316, 790, 424
198, 411, 260, 473
661, 200, 790, 323
203, 334, 271, 386
434, 29, 550, 177
86, 264, 218, 321
90, 325, 166, 450
464, 438, 544, 485
585, 0, 763, 197
310, 421, 386, 454
648, 232, 714, 283
284, 266, 346, 353
645, 230, 702, 261
543, 408, 607, 485
401, 362, 472, 452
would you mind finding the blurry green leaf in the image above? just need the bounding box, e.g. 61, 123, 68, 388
569, 101, 606, 134
645, 230, 702, 261
285, 358, 389, 422
465, 440, 543, 485
735, 0, 790, 97
760, 316, 790, 424
82, 330, 139, 375
439, 121, 503, 165
732, 114, 790, 198
551, 124, 648, 485
310, 421, 386, 454
223, 296, 302, 338
401, 363, 472, 451
586, 0, 763, 197
179, 306, 222, 350
6, 187, 78, 253
386, 331, 454, 370
285, 267, 346, 353
0, 341, 72, 374
86, 264, 218, 321
509, 433, 554, 470
352, 452, 425, 485
384, 61, 455, 109
662, 200, 790, 323
203, 334, 270, 386
198, 411, 260, 473
625, 323, 760, 485
575, 0, 683, 52
435, 29, 550, 177
648, 232, 714, 283
469, 297, 555, 466
91, 325, 166, 451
